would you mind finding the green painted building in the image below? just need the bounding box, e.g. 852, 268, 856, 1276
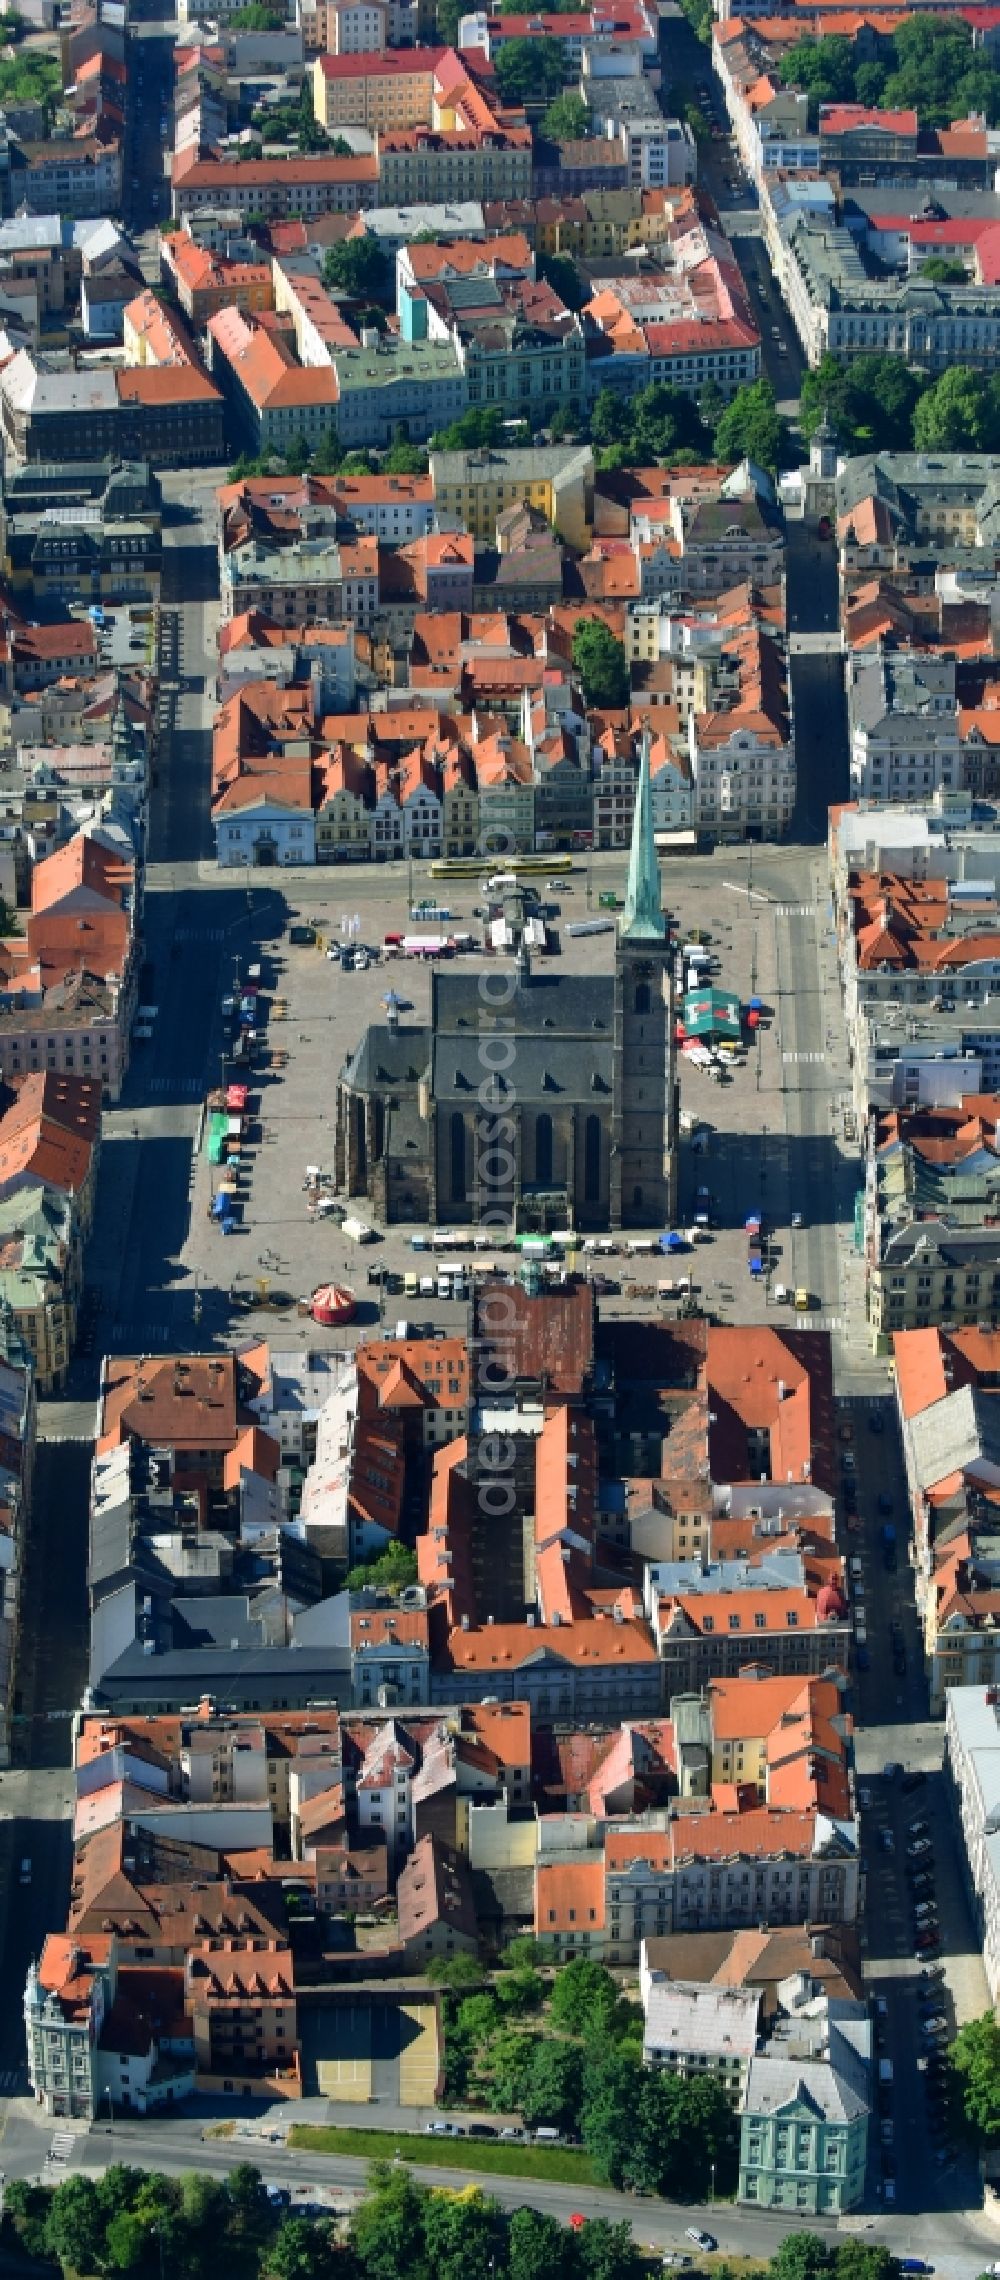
739, 2005, 870, 2216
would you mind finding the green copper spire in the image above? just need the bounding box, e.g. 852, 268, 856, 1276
621, 728, 666, 941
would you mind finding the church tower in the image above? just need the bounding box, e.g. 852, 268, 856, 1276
610, 732, 677, 1229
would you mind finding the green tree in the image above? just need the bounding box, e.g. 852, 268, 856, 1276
575, 2217, 646, 2280
508, 2207, 570, 2280
776, 33, 858, 124
229, 450, 282, 479
104, 2210, 151, 2272
548, 404, 580, 440
346, 1541, 419, 1592
521, 2038, 586, 2130
541, 89, 591, 139
920, 255, 967, 282
431, 407, 505, 451
285, 434, 312, 476
179, 2171, 231, 2234
698, 378, 726, 433
537, 250, 587, 311
423, 2188, 502, 2280
3, 2179, 52, 2261
95, 2165, 147, 2218
571, 619, 629, 710
265, 2216, 341, 2279
714, 377, 787, 472
312, 428, 343, 474
913, 365, 991, 451
323, 237, 391, 301
495, 1964, 544, 2012
549, 1959, 620, 2037
229, 2, 286, 23
43, 2174, 107, 2277
350, 2163, 429, 2280
631, 378, 707, 461
227, 2162, 267, 2235
339, 451, 377, 474
581, 2047, 643, 2187
484, 2025, 538, 2109
455, 1992, 502, 2045
853, 58, 888, 102
425, 1951, 484, 1990
383, 431, 429, 475
769, 2234, 832, 2280
838, 351, 924, 451
495, 34, 567, 104
590, 388, 632, 448
832, 2244, 899, 2280
951, 2010, 1000, 2138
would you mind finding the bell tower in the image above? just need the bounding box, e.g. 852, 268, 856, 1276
610, 732, 677, 1230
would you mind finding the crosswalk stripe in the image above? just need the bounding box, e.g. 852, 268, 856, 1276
774, 903, 817, 917
782, 1050, 826, 1063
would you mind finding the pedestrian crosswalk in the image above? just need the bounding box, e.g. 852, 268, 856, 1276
173, 925, 226, 944
106, 1322, 174, 1347
49, 2133, 76, 2162
774, 903, 817, 918
145, 1075, 204, 1096
0, 2067, 25, 2096
783, 1049, 826, 1063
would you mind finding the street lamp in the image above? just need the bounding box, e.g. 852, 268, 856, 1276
105, 2087, 113, 2131
709, 2163, 715, 2208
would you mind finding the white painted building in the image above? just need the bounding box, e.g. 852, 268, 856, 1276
946, 1683, 1000, 2002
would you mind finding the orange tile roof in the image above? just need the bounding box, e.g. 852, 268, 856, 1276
535, 1856, 606, 1932
116, 367, 220, 406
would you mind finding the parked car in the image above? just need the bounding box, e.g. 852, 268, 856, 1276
685, 2234, 716, 2255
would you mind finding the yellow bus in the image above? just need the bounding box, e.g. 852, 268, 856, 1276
430, 853, 573, 880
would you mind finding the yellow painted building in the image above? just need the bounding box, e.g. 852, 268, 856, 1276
429, 442, 594, 549
312, 51, 435, 133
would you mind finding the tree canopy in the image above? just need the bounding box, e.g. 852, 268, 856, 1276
495, 35, 568, 104
4, 2152, 913, 2280
713, 377, 788, 473
950, 2010, 1000, 2138
541, 90, 591, 140
798, 350, 925, 453
778, 13, 1000, 126
572, 619, 629, 710
322, 237, 391, 301
345, 1541, 419, 1593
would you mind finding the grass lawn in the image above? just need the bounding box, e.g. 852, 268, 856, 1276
287, 2123, 597, 2186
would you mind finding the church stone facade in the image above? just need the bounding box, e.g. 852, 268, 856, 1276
333, 743, 678, 1232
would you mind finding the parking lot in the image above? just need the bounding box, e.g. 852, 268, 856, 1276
858, 1757, 989, 2214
